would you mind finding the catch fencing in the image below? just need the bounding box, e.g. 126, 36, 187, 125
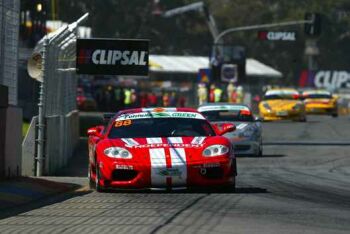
22, 14, 88, 176
0, 0, 19, 105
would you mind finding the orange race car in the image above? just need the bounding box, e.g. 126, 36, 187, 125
259, 88, 306, 122
302, 90, 338, 117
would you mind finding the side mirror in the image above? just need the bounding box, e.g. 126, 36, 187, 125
218, 123, 236, 136
87, 125, 104, 138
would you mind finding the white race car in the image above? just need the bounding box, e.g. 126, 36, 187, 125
198, 103, 263, 156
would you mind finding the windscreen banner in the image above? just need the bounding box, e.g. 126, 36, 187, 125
76, 38, 149, 76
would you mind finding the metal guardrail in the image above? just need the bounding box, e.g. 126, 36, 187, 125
23, 13, 88, 176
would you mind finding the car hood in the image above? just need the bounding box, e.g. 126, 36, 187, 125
265, 100, 300, 110
97, 136, 230, 161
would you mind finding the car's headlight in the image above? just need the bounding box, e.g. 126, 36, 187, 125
263, 102, 271, 110
203, 145, 229, 157
104, 147, 132, 159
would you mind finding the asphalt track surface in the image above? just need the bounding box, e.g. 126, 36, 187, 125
1, 115, 350, 234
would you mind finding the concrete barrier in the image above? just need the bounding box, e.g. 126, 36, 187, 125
21, 116, 38, 176
21, 110, 79, 176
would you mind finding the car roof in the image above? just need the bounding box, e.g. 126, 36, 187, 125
265, 89, 298, 95
302, 90, 331, 95
117, 107, 199, 115
198, 103, 250, 112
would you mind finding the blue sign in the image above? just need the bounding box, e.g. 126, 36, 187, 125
197, 68, 211, 83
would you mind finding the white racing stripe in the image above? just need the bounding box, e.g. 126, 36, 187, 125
149, 137, 187, 187
121, 138, 139, 146
237, 123, 248, 130
149, 148, 167, 187
147, 138, 163, 144
191, 137, 206, 145
169, 148, 187, 186
167, 137, 183, 144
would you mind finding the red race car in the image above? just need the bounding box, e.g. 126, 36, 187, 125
87, 107, 237, 192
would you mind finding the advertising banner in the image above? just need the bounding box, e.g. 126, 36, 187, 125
76, 38, 149, 76
299, 70, 350, 89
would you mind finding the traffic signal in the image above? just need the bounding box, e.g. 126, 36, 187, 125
210, 45, 246, 83
304, 13, 321, 36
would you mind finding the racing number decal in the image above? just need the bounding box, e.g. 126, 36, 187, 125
114, 120, 132, 127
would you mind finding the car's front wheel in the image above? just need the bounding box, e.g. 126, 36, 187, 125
95, 165, 106, 193
88, 163, 94, 189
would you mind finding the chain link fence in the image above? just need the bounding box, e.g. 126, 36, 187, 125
0, 0, 19, 105
22, 14, 88, 176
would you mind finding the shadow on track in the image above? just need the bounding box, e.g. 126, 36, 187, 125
0, 189, 92, 220
236, 154, 285, 158
95, 186, 268, 194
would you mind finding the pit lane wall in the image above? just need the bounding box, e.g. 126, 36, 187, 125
22, 111, 79, 176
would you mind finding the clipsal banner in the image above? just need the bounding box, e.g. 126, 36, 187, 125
299, 70, 350, 89
76, 38, 149, 76
257, 31, 296, 41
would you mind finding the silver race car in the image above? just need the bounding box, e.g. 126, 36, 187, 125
198, 103, 263, 156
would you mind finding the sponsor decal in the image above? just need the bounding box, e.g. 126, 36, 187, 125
116, 112, 205, 120
258, 31, 296, 41
115, 165, 134, 170
299, 70, 350, 89
157, 168, 182, 177
191, 137, 206, 145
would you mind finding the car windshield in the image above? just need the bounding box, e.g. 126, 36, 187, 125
264, 93, 298, 100
304, 94, 332, 99
108, 117, 215, 139
201, 110, 254, 122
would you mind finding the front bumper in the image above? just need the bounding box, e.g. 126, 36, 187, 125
305, 106, 336, 115
232, 140, 260, 155
261, 110, 303, 121
97, 157, 235, 189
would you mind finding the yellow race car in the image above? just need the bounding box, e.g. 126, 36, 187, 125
302, 90, 338, 117
259, 89, 306, 121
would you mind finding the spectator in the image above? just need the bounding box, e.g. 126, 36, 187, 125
148, 92, 158, 107
170, 92, 177, 107
163, 92, 170, 107
197, 83, 208, 105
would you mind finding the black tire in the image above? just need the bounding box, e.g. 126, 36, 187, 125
299, 115, 307, 122
88, 163, 94, 189
95, 166, 106, 193
257, 138, 263, 157
332, 113, 338, 118
257, 146, 263, 157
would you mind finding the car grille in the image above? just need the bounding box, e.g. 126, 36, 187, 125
234, 145, 251, 151
112, 169, 138, 181
200, 167, 224, 179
